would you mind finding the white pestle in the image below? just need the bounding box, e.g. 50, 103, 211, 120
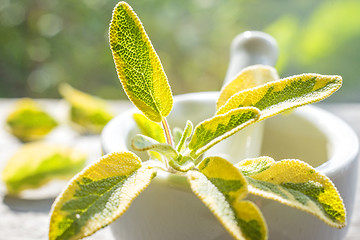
223, 31, 278, 86
204, 31, 279, 164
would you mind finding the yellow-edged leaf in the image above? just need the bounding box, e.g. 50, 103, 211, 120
109, 2, 173, 122
172, 127, 183, 146
169, 155, 195, 172
188, 157, 267, 240
217, 65, 279, 109
133, 113, 166, 161
2, 142, 87, 195
49, 152, 157, 240
236, 157, 346, 228
131, 134, 178, 160
188, 107, 260, 159
59, 83, 114, 134
131, 134, 194, 172
5, 98, 58, 141
216, 74, 342, 121
176, 120, 193, 153
133, 113, 166, 143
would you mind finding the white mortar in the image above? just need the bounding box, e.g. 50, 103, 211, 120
101, 92, 359, 240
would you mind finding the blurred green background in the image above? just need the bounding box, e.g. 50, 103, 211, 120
1, 0, 359, 101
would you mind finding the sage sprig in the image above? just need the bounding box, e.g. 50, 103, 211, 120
49, 2, 345, 240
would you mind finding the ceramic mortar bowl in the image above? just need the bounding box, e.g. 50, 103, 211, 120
101, 92, 359, 240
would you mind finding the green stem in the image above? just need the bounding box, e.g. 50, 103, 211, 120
161, 118, 174, 147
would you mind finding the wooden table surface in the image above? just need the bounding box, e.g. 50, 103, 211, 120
0, 99, 359, 240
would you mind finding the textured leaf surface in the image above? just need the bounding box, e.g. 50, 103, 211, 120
189, 107, 260, 158
49, 152, 157, 240
133, 113, 166, 161
216, 74, 342, 121
236, 157, 346, 228
217, 65, 279, 109
188, 157, 267, 240
131, 134, 178, 160
109, 2, 173, 122
59, 83, 114, 134
169, 155, 195, 172
5, 98, 58, 141
131, 134, 194, 171
2, 142, 86, 195
172, 127, 183, 146
133, 113, 166, 143
176, 120, 193, 153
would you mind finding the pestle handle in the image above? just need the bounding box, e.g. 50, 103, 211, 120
223, 31, 279, 86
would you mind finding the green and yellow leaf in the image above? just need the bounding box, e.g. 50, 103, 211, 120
5, 98, 58, 141
133, 113, 166, 143
188, 157, 267, 240
172, 127, 183, 146
59, 83, 114, 134
216, 74, 342, 121
236, 157, 346, 228
131, 134, 178, 160
217, 65, 279, 109
176, 120, 193, 153
49, 151, 157, 240
189, 107, 260, 158
109, 2, 173, 122
131, 134, 194, 171
169, 155, 195, 172
2, 142, 87, 195
133, 113, 166, 161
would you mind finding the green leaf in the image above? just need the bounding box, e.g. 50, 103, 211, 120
131, 134, 194, 172
172, 127, 183, 146
188, 107, 260, 159
236, 157, 346, 228
109, 2, 173, 122
133, 113, 166, 161
188, 157, 267, 240
131, 123, 195, 172
2, 142, 87, 195
176, 120, 193, 153
217, 65, 279, 110
5, 98, 58, 141
49, 151, 157, 240
131, 134, 178, 160
133, 113, 166, 143
59, 83, 114, 134
216, 74, 342, 121
168, 155, 195, 172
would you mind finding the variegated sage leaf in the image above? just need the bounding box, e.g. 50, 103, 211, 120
236, 157, 346, 228
217, 65, 279, 109
188, 107, 260, 159
131, 134, 194, 172
131, 134, 178, 160
188, 157, 267, 240
133, 113, 167, 161
172, 127, 183, 146
49, 152, 157, 240
59, 83, 114, 134
2, 142, 87, 195
176, 120, 193, 153
216, 74, 342, 121
5, 98, 58, 141
169, 155, 195, 172
133, 113, 166, 143
109, 2, 173, 122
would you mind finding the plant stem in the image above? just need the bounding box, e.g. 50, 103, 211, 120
161, 118, 174, 147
